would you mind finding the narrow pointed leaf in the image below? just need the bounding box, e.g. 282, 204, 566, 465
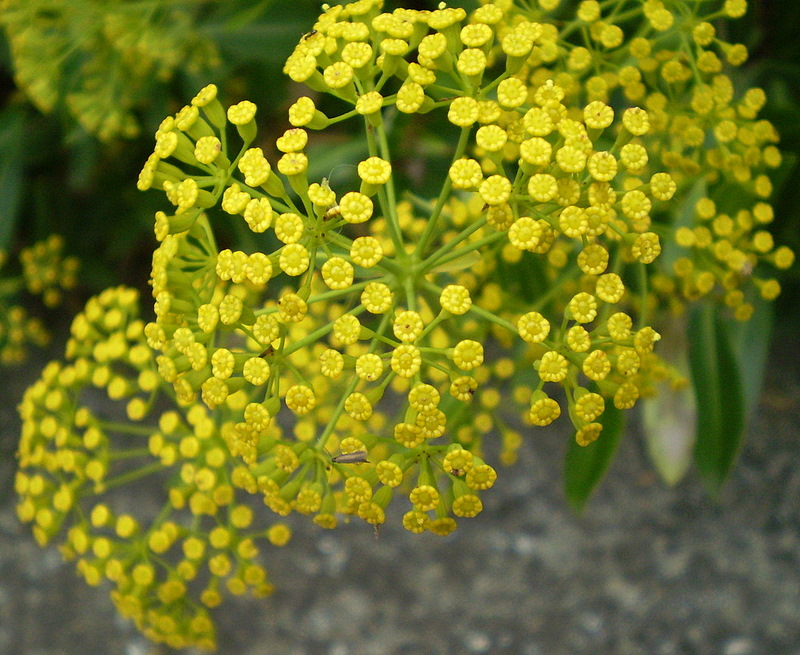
726, 296, 774, 417
0, 107, 26, 251
688, 304, 745, 491
564, 403, 624, 512
643, 380, 697, 485
642, 315, 697, 486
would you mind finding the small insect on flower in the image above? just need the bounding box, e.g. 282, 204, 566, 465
332, 450, 369, 464
323, 204, 341, 221
303, 29, 318, 40
259, 346, 274, 358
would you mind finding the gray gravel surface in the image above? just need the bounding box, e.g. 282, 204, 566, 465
1, 326, 798, 655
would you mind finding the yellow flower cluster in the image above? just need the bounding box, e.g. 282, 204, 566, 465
138, 75, 509, 537
19, 234, 80, 307
15, 287, 291, 650
0, 235, 78, 364
134, 0, 794, 533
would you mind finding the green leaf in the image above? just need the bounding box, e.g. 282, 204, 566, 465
660, 178, 706, 271
564, 403, 624, 512
726, 295, 774, 417
0, 107, 26, 251
688, 304, 745, 492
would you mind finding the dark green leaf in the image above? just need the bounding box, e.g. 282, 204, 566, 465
564, 403, 624, 512
660, 178, 706, 271
726, 296, 774, 417
0, 107, 26, 251
688, 304, 745, 491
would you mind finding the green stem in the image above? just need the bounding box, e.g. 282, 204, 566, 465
102, 461, 165, 491
313, 312, 392, 449
95, 421, 157, 436
420, 216, 489, 274
416, 126, 472, 257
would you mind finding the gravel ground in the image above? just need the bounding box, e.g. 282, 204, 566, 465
1, 324, 798, 655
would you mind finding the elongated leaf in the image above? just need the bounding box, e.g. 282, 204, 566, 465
642, 314, 697, 486
660, 178, 706, 271
726, 295, 774, 417
688, 304, 745, 491
564, 403, 624, 512
0, 107, 26, 251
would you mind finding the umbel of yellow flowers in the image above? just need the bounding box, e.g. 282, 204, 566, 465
16, 0, 794, 649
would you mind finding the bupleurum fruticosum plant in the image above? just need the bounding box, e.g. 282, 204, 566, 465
15, 0, 796, 650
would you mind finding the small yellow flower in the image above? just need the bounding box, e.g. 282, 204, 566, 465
568, 292, 598, 324
527, 174, 558, 202
614, 382, 639, 409
194, 136, 222, 165
596, 273, 625, 303
394, 422, 424, 448
518, 311, 550, 343
439, 285, 472, 315
356, 90, 384, 115
339, 192, 374, 224
622, 107, 650, 135
320, 349, 344, 379
351, 236, 383, 267
355, 353, 384, 381
243, 198, 274, 233
357, 157, 392, 186
361, 282, 393, 314
333, 314, 362, 344
277, 292, 308, 323
409, 485, 439, 511
449, 158, 483, 189
452, 340, 484, 371
576, 422, 602, 446
227, 101, 257, 125
390, 344, 422, 378
321, 257, 354, 290
537, 351, 569, 382
345, 392, 373, 420
497, 77, 528, 109
631, 232, 661, 263
238, 148, 271, 186
520, 137, 553, 167
277, 152, 309, 176
566, 325, 591, 352
447, 96, 479, 127
457, 48, 487, 77
408, 383, 440, 411
529, 392, 561, 426
509, 217, 543, 250
479, 175, 512, 206
221, 184, 250, 215
393, 310, 424, 342
276, 128, 309, 153
279, 243, 310, 276
285, 385, 316, 415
